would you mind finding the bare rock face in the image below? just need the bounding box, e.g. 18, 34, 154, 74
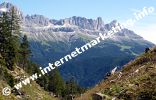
96, 17, 104, 30
24, 15, 50, 27
0, 2, 23, 19
49, 16, 104, 30
0, 2, 154, 88
63, 16, 104, 30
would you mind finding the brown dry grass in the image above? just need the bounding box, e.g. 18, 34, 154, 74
76, 47, 156, 100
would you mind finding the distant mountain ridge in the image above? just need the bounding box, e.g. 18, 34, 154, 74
0, 2, 155, 87
24, 15, 104, 30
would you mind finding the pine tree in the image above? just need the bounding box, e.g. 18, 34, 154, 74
65, 77, 77, 96
0, 7, 21, 70
48, 68, 65, 97
9, 6, 21, 35
19, 35, 31, 69
0, 12, 16, 70
64, 77, 86, 99
9, 6, 21, 62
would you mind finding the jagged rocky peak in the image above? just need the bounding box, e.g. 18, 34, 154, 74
96, 17, 104, 30
68, 16, 105, 30
0, 2, 23, 18
50, 16, 105, 30
104, 20, 118, 30
24, 14, 50, 26
69, 16, 96, 29
110, 20, 117, 26
0, 2, 13, 9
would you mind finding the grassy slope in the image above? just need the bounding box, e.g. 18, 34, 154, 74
76, 47, 156, 100
0, 65, 57, 100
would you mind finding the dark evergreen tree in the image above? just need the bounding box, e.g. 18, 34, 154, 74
37, 75, 49, 90
145, 47, 150, 53
48, 68, 65, 97
0, 12, 16, 70
9, 7, 21, 35
64, 77, 86, 99
0, 7, 21, 70
9, 7, 21, 63
19, 35, 31, 69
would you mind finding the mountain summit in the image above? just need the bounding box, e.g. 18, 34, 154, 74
0, 2, 154, 87
0, 2, 23, 18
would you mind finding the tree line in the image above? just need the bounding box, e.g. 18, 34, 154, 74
0, 7, 85, 99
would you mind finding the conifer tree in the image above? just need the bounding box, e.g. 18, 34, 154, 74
9, 6, 21, 62
0, 7, 21, 70
20, 35, 31, 69
48, 68, 65, 97
0, 12, 15, 70
9, 6, 20, 35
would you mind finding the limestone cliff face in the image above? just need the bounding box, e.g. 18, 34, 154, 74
0, 2, 154, 88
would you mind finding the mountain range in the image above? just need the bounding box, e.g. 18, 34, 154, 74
0, 2, 154, 87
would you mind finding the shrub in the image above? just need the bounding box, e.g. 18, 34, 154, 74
137, 91, 156, 100
145, 48, 150, 53
4, 70, 15, 87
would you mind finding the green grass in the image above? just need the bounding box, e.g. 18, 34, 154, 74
0, 65, 57, 100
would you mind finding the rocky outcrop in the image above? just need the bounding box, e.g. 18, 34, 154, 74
0, 2, 23, 19
24, 15, 50, 26
51, 16, 105, 30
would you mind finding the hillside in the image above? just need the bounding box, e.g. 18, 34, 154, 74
0, 2, 154, 87
0, 63, 57, 100
76, 46, 156, 100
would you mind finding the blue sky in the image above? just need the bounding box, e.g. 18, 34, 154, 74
1, 0, 156, 44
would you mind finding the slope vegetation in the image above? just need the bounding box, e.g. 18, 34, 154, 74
76, 47, 156, 100
0, 63, 57, 100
